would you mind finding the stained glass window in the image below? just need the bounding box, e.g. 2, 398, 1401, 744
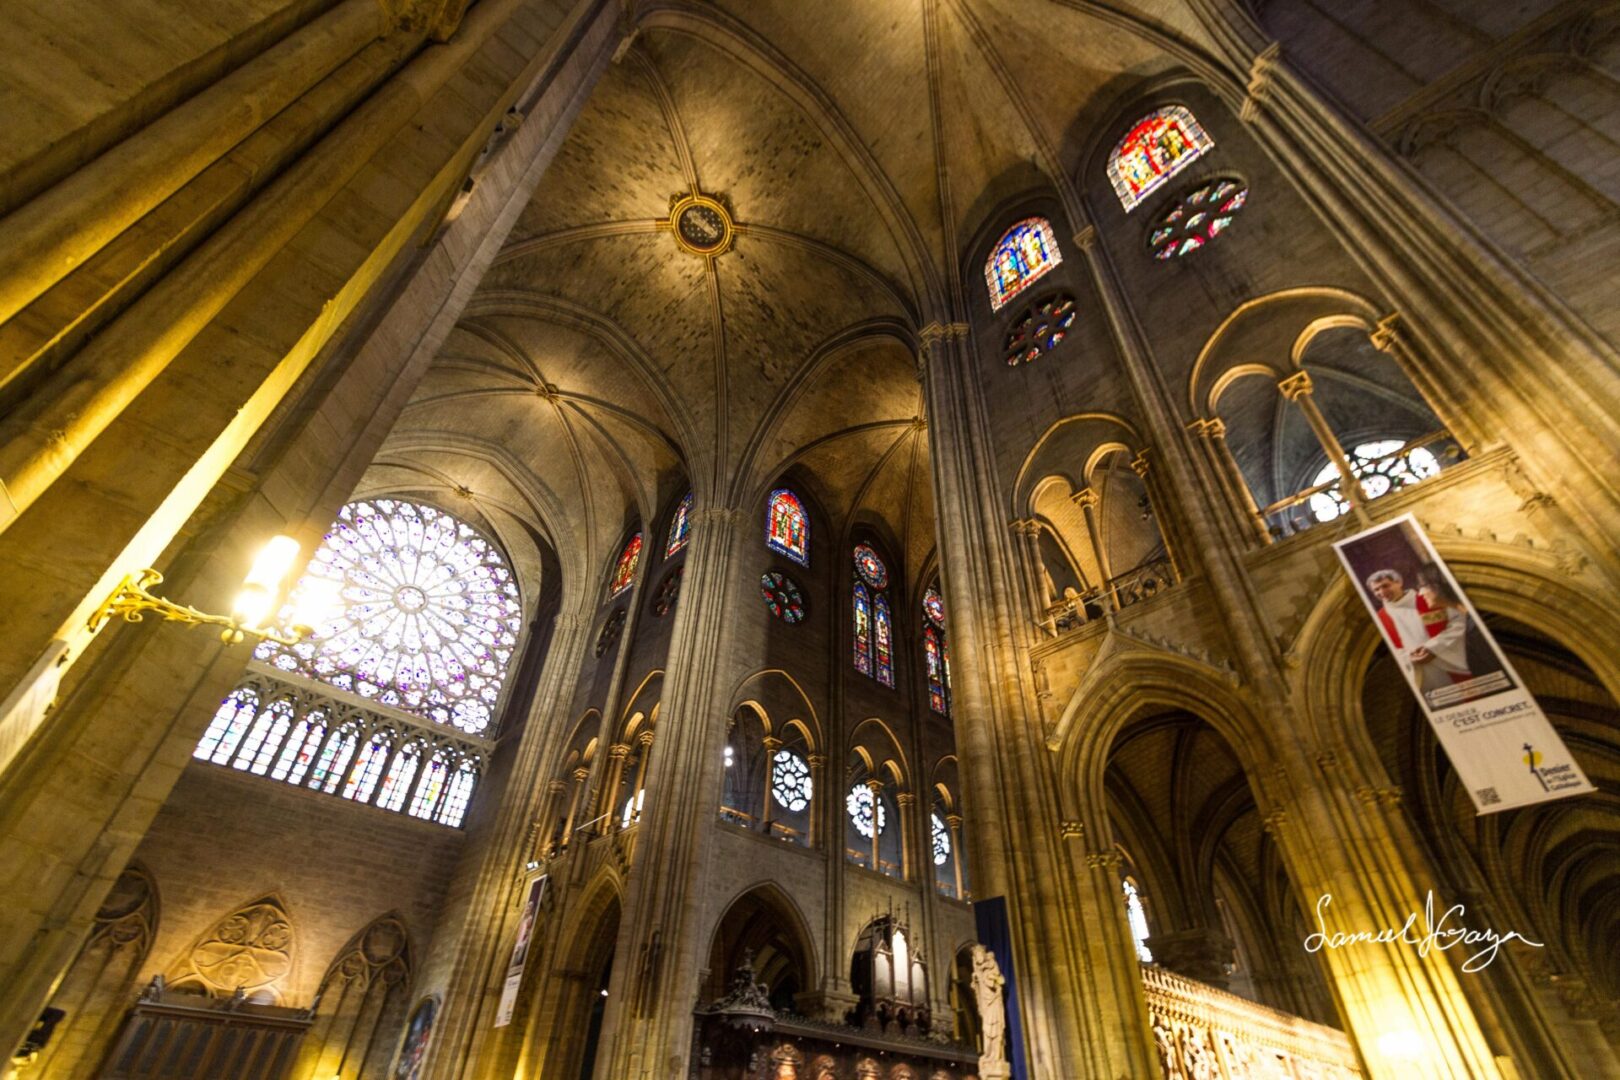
1124, 878, 1154, 962
771, 749, 813, 813
874, 592, 894, 688
925, 626, 949, 715
986, 218, 1061, 312
847, 783, 887, 839
254, 499, 522, 736
595, 608, 626, 656
438, 762, 478, 828
665, 492, 693, 557
270, 711, 326, 785
1148, 177, 1249, 260
1308, 441, 1441, 522
761, 571, 806, 623
766, 488, 810, 566
609, 532, 642, 598
854, 543, 889, 589
923, 584, 946, 628
196, 687, 260, 764
1003, 294, 1077, 366
853, 582, 872, 675
342, 738, 389, 803
1107, 106, 1214, 212
931, 812, 951, 865
375, 744, 421, 812
652, 566, 683, 617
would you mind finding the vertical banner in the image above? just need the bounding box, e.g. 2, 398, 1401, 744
973, 896, 1029, 1080
1333, 514, 1593, 814
493, 874, 547, 1028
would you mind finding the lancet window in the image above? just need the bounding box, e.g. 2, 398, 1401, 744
1107, 105, 1214, 212
665, 492, 693, 556
1124, 877, 1154, 962
986, 217, 1061, 312
608, 532, 643, 598
922, 584, 950, 715
852, 545, 895, 687
766, 488, 810, 565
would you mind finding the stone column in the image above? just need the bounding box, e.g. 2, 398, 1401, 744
896, 791, 917, 881
919, 319, 1153, 1078
537, 779, 568, 856
1129, 450, 1183, 582
760, 735, 783, 834
806, 753, 827, 850
946, 814, 966, 900
1369, 314, 1485, 453
866, 778, 886, 874
627, 729, 655, 824
560, 767, 589, 848
1277, 371, 1367, 522
601, 743, 631, 828
1010, 519, 1055, 633
1072, 487, 1116, 611
1189, 417, 1271, 547
593, 505, 753, 1079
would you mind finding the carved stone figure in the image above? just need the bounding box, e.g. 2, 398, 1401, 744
969, 944, 1009, 1079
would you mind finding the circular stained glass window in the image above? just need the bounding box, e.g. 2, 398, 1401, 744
853, 543, 888, 589
761, 571, 806, 623
1003, 293, 1077, 366
771, 749, 813, 813
595, 608, 626, 656
847, 783, 887, 839
255, 498, 522, 735
652, 565, 683, 617
932, 812, 951, 865
923, 584, 946, 628
1148, 177, 1249, 261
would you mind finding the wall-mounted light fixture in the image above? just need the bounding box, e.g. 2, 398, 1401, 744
88, 535, 335, 646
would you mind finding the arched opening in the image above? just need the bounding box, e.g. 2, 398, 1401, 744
703, 886, 816, 1014
1359, 611, 1620, 1059
540, 891, 621, 1080
1104, 711, 1338, 1024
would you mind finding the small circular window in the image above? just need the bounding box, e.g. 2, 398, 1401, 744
595, 608, 626, 656
760, 571, 806, 623
652, 565, 683, 617
1004, 293, 1077, 366
1148, 177, 1249, 260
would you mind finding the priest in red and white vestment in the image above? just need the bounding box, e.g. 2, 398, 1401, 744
1366, 568, 1471, 695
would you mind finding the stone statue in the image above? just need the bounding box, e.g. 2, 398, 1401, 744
969, 945, 1009, 1080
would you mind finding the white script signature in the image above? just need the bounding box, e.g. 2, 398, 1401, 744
1304, 892, 1542, 973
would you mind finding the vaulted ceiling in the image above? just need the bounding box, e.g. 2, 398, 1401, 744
367, 0, 1200, 594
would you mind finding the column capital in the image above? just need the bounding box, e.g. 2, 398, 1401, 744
806, 754, 827, 769
864, 777, 885, 794
1370, 312, 1406, 354
1009, 518, 1042, 538
1072, 225, 1097, 252
548, 779, 569, 794
916, 321, 970, 374
572, 766, 590, 782
690, 506, 746, 530
637, 729, 656, 747
1071, 486, 1100, 509
946, 813, 965, 830
1277, 370, 1314, 400
1058, 819, 1084, 839
895, 792, 917, 807
1084, 849, 1123, 870
1187, 416, 1227, 439
1129, 449, 1152, 477
1239, 41, 1283, 124
608, 743, 632, 761
761, 736, 783, 752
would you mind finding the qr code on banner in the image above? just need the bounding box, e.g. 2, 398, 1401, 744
1476, 787, 1501, 806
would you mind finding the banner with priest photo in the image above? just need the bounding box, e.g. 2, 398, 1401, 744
1333, 514, 1593, 814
